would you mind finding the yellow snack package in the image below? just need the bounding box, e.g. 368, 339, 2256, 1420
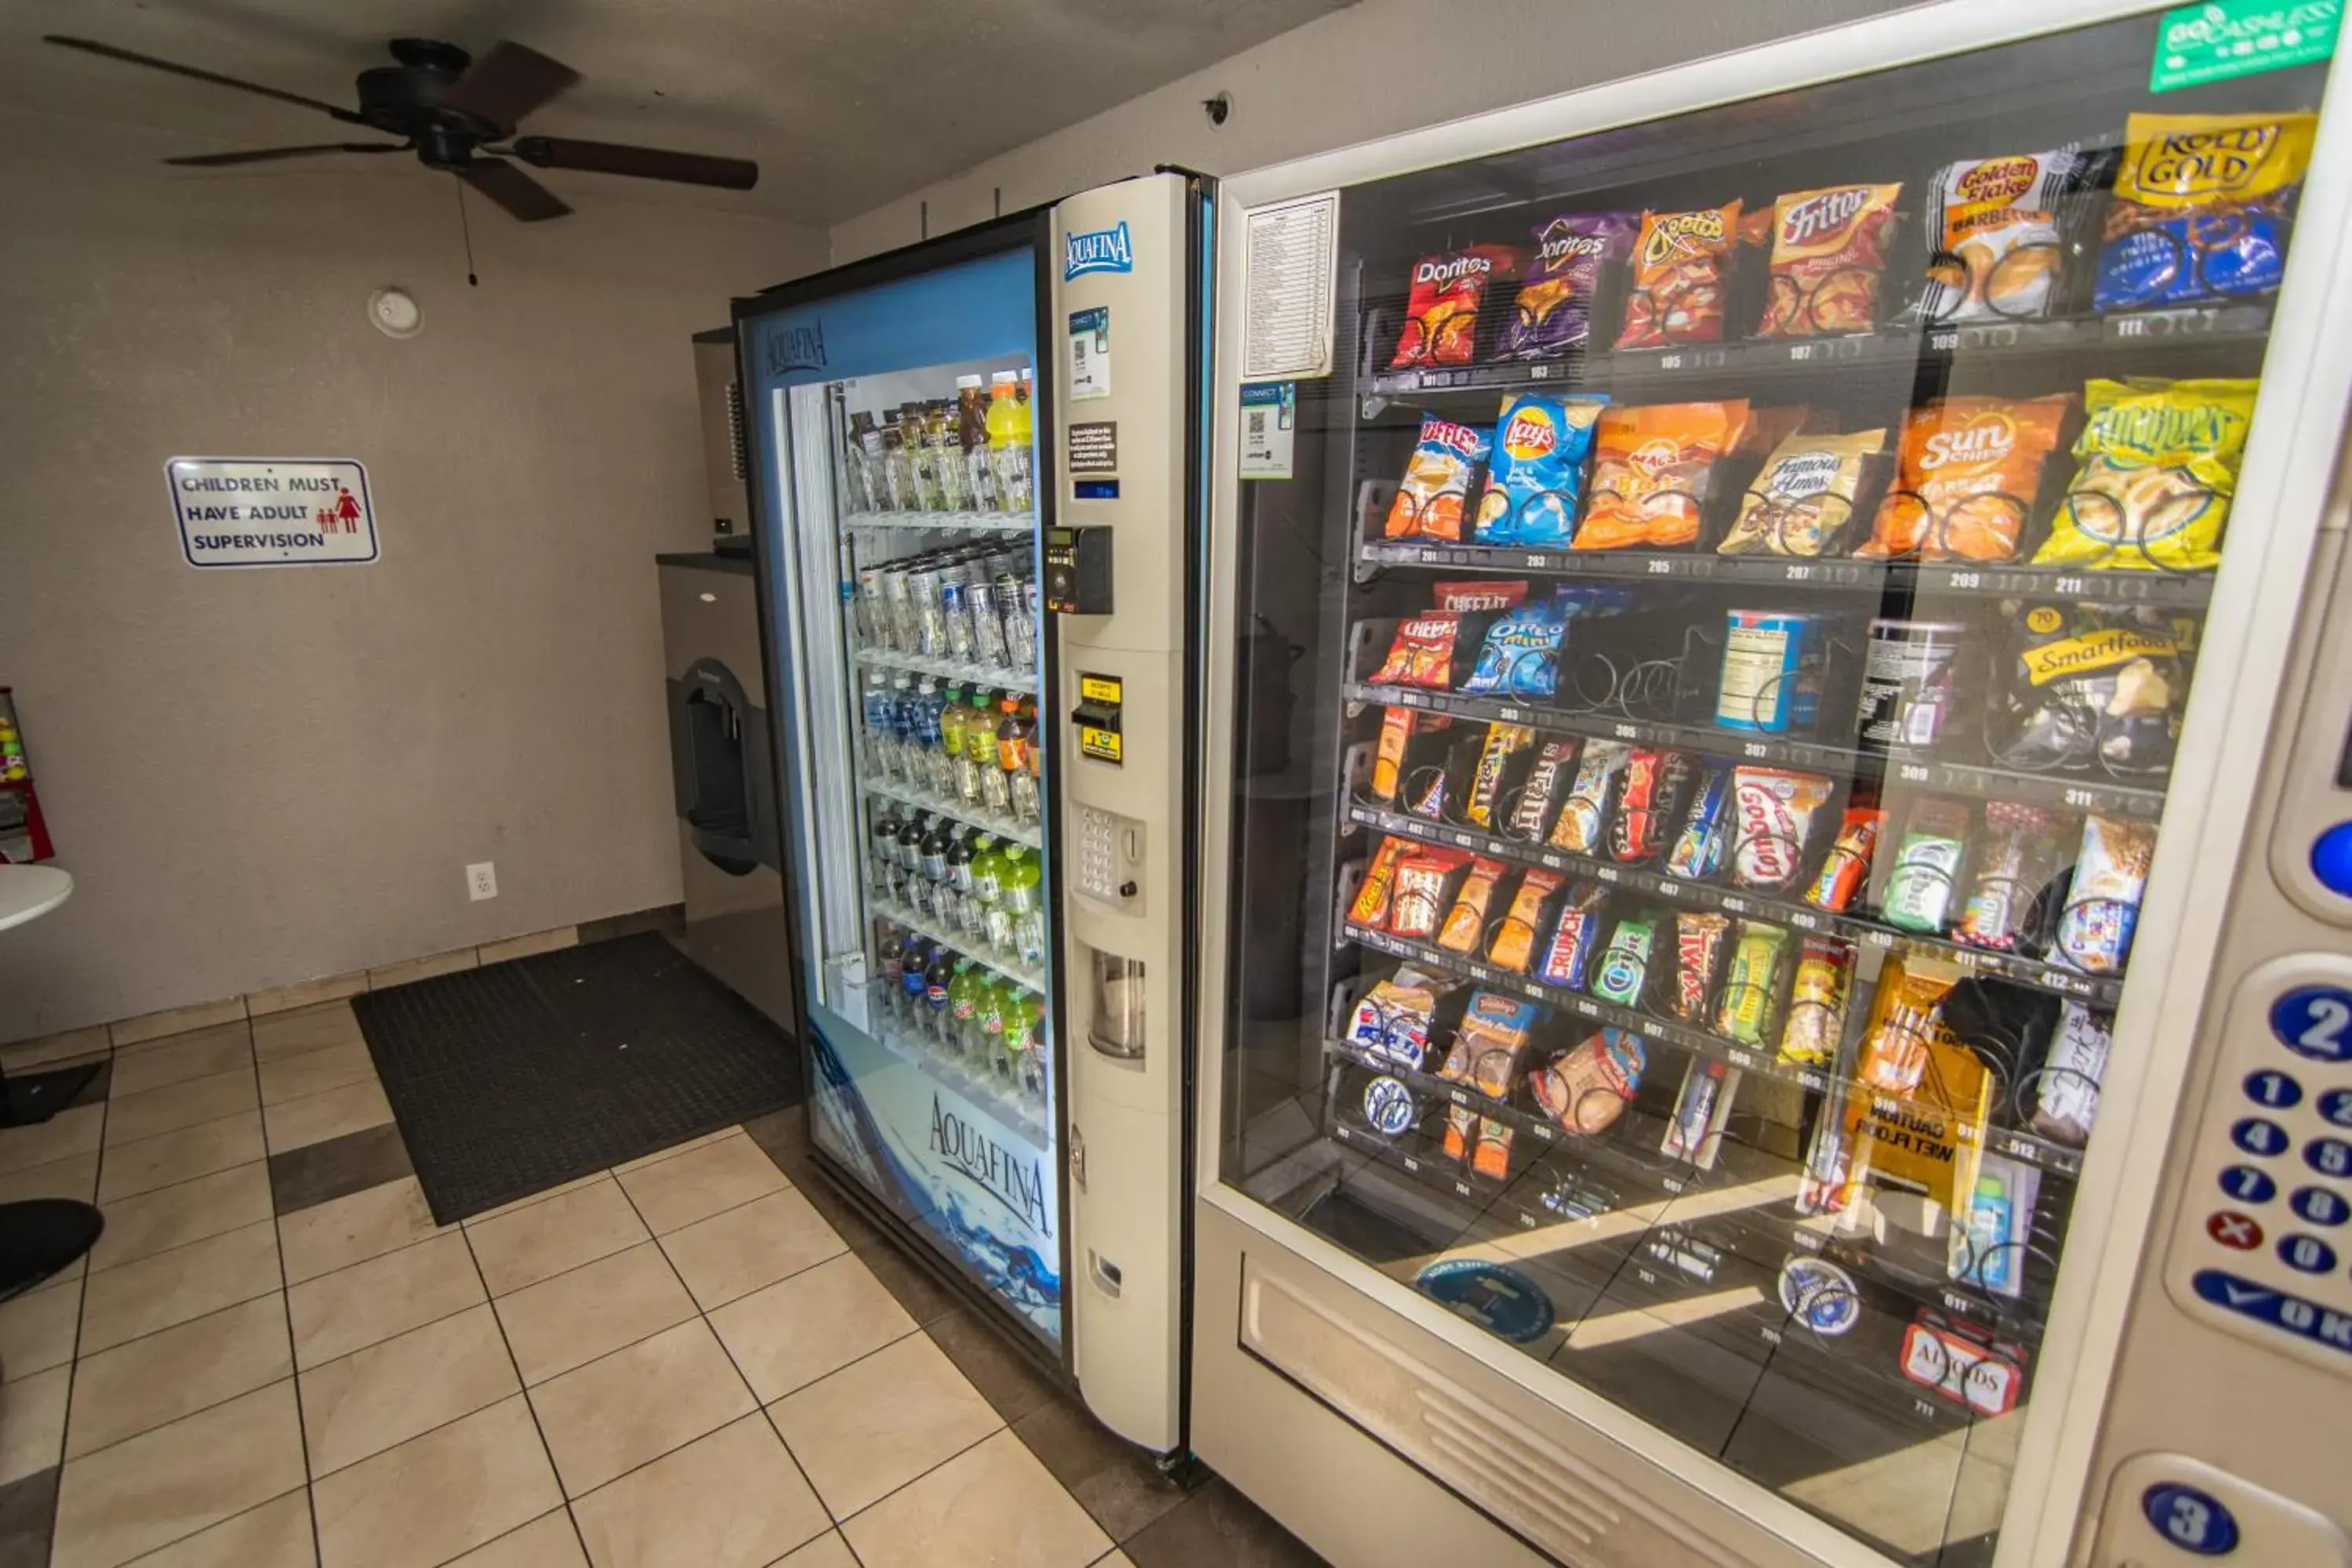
2035, 377, 2258, 572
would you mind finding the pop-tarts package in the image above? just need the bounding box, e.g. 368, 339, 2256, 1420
1501, 212, 1639, 360
1475, 394, 1606, 549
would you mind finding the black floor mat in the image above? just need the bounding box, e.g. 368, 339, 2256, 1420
353, 933, 802, 1225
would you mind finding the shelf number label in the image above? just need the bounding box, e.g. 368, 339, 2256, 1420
2056, 575, 2086, 595
1784, 564, 1813, 582
2063, 787, 2098, 808
1659, 353, 1686, 370
1744, 742, 1770, 759
1646, 559, 1674, 575
1613, 724, 1639, 739
1760, 1325, 1783, 1346
1899, 764, 1932, 783
1948, 571, 1982, 590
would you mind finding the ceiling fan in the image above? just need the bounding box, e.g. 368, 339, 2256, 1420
41, 34, 758, 223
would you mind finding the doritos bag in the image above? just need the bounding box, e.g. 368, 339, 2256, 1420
1501, 212, 1639, 360
1392, 245, 1519, 368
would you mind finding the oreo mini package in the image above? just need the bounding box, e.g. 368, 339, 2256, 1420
1393, 245, 1520, 368
2096, 113, 2314, 313
1475, 394, 1606, 549
1501, 212, 1639, 360
1385, 416, 1491, 543
1462, 599, 1571, 698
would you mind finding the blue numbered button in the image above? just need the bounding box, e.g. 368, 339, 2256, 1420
2291, 1187, 2350, 1227
2219, 1166, 2277, 1203
2313, 823, 2352, 899
2143, 1481, 2240, 1555
2307, 1138, 2352, 1178
2281, 1234, 2339, 1274
2233, 1118, 2290, 1157
2244, 1069, 2303, 1109
2272, 986, 2352, 1063
2319, 1088, 2352, 1128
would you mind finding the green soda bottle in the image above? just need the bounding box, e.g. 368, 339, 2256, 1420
948, 960, 989, 1061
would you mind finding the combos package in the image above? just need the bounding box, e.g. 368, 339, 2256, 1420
1618, 203, 1742, 348
1920, 150, 2082, 322
1393, 245, 1520, 368
1385, 416, 1491, 543
2096, 113, 2314, 314
1577, 401, 1752, 551
1860, 396, 2071, 563
1501, 212, 1639, 360
2039, 378, 2257, 573
1758, 183, 1902, 338
1475, 394, 1606, 549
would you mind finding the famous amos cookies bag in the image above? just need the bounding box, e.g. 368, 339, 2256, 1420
1921, 150, 2081, 322
2037, 378, 2256, 573
2096, 113, 2314, 314
1577, 401, 1752, 551
1860, 396, 2071, 563
1617, 203, 1742, 348
1720, 429, 1886, 557
1392, 245, 1520, 368
1385, 416, 1490, 542
1758, 183, 1902, 338
1501, 212, 1639, 360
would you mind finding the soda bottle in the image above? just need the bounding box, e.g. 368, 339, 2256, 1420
879, 420, 912, 512
974, 977, 1011, 1083
1014, 992, 1048, 1105
938, 684, 967, 796
950, 961, 990, 1060
899, 938, 934, 1032
971, 834, 1011, 951
956, 688, 993, 807
967, 568, 1006, 669
929, 401, 967, 512
911, 556, 947, 658
1007, 699, 1040, 826
924, 948, 958, 1046
941, 552, 978, 663
875, 921, 905, 1023
909, 679, 940, 789
861, 670, 893, 775
898, 811, 932, 915
948, 829, 985, 939
868, 803, 901, 895
887, 673, 919, 781
920, 811, 956, 913
1004, 846, 1045, 964
979, 696, 1015, 816
1000, 565, 1036, 671
957, 376, 996, 512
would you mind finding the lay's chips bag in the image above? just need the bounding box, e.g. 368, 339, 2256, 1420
2035, 377, 2258, 572
1475, 393, 1606, 549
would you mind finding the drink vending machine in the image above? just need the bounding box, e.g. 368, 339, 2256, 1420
733, 172, 1211, 1453
1191, 2, 2352, 1564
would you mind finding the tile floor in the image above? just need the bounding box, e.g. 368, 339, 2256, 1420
0, 1000, 1329, 1568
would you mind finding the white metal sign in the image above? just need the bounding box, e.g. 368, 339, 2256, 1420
167, 456, 377, 568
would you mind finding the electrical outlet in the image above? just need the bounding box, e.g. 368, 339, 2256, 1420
466, 862, 497, 902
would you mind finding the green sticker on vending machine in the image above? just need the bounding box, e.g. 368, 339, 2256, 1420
2151, 0, 2340, 92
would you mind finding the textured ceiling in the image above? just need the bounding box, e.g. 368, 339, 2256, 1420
0, 0, 1351, 222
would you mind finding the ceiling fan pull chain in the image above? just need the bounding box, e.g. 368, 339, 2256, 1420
455, 178, 480, 287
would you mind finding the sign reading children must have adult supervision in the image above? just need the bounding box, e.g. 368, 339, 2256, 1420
168, 457, 378, 568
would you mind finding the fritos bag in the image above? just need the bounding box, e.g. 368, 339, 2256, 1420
1577, 401, 1751, 551
1759, 184, 1900, 338
1921, 150, 2081, 322
1385, 416, 1490, 543
1392, 245, 1519, 368
1501, 212, 1639, 360
1617, 203, 1742, 349
2035, 378, 2256, 572
1860, 396, 2071, 562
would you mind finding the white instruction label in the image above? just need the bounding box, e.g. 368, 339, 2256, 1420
1239, 383, 1295, 480
1068, 307, 1110, 402
1242, 191, 1339, 381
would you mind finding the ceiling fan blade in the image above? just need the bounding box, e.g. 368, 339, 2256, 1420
441, 41, 579, 129
42, 35, 363, 124
166, 143, 406, 168
509, 136, 757, 191
459, 157, 572, 223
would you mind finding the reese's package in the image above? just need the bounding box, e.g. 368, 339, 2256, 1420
1475, 394, 1606, 549
1577, 401, 1752, 551
1860, 395, 2071, 563
1501, 212, 1639, 360
1720, 429, 1886, 557
1758, 183, 1902, 337
1385, 416, 1490, 543
1920, 150, 2082, 323
2096, 113, 2314, 314
1393, 245, 1520, 368
2037, 378, 2257, 573
1617, 202, 1743, 349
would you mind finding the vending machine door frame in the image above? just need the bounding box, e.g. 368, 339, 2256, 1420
732, 206, 1079, 1381
1190, 2, 2352, 1564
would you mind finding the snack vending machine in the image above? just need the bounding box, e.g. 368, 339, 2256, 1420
735, 173, 1210, 1452
1192, 3, 2352, 1563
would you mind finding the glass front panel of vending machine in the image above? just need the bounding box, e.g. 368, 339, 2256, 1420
1216, 14, 2334, 1563
744, 243, 1064, 1348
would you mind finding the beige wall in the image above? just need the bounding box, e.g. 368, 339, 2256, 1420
830, 0, 1919, 262
0, 107, 825, 1039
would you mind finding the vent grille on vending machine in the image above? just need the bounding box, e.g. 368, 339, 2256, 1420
727, 379, 748, 483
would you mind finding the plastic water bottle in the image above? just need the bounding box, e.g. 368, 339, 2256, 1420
862, 670, 895, 776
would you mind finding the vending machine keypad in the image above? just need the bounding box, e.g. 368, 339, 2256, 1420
2168, 956, 2352, 1370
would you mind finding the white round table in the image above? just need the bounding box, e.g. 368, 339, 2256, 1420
0, 865, 71, 933
0, 864, 103, 1301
